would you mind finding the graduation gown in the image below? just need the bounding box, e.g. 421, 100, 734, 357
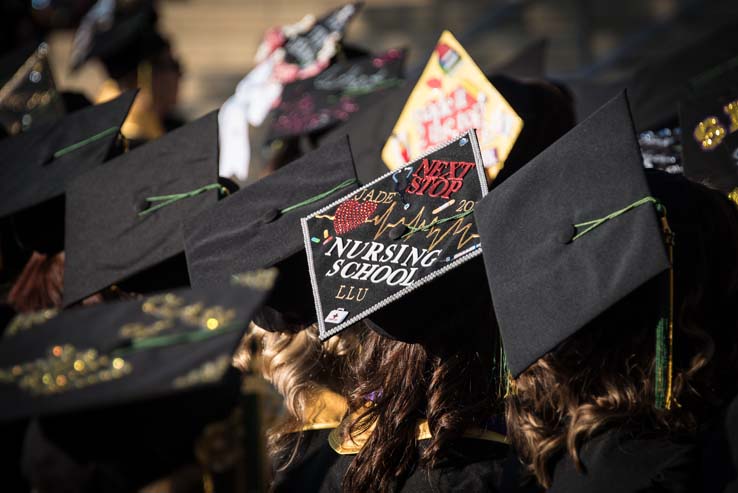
316, 418, 527, 493
547, 428, 698, 493
270, 389, 347, 493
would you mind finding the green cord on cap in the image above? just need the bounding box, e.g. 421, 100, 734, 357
53, 126, 120, 159
280, 178, 358, 215
138, 183, 225, 217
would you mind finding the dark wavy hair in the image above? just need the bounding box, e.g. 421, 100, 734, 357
506, 176, 738, 487
340, 322, 503, 492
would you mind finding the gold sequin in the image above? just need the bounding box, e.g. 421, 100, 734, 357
729, 188, 738, 207
3, 309, 59, 339
694, 116, 726, 150
724, 99, 738, 133
172, 355, 231, 389
230, 268, 278, 291
0, 345, 132, 396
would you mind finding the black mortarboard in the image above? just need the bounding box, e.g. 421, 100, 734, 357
0, 42, 65, 136
0, 91, 135, 254
63, 111, 224, 306
266, 49, 406, 142
70, 0, 166, 79
0, 275, 272, 490
184, 136, 360, 333
475, 92, 671, 376
628, 21, 738, 133
303, 131, 489, 342
679, 57, 738, 195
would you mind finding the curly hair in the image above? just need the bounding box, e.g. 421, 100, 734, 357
506, 177, 738, 488
340, 324, 503, 492
234, 323, 360, 470
7, 251, 65, 313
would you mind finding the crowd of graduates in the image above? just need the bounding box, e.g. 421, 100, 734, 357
1, 1, 738, 492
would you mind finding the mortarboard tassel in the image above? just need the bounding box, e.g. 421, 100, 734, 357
654, 205, 674, 410
570, 196, 674, 409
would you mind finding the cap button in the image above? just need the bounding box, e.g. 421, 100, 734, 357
388, 225, 407, 241
261, 208, 281, 224
558, 223, 576, 244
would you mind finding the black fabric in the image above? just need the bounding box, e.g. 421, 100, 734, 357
0, 90, 136, 219
0, 42, 65, 136
726, 396, 738, 493
628, 21, 738, 133
319, 83, 414, 184
680, 60, 738, 194
183, 136, 360, 332
272, 429, 341, 493
267, 49, 406, 142
548, 429, 698, 493
475, 92, 670, 376
63, 111, 220, 306
320, 438, 509, 492
303, 132, 487, 341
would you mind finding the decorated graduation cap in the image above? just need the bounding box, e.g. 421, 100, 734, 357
0, 42, 64, 136
303, 130, 489, 342
628, 21, 738, 133
0, 91, 135, 254
184, 136, 360, 333
0, 273, 273, 490
63, 111, 225, 306
679, 56, 738, 197
381, 30, 523, 182
70, 0, 166, 79
475, 93, 678, 405
266, 48, 406, 142
256, 2, 362, 78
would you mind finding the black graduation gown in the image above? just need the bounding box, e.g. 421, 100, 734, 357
725, 396, 738, 493
317, 436, 533, 493
271, 429, 341, 493
547, 429, 698, 493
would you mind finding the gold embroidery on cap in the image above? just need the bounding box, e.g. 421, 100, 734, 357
230, 268, 278, 291
173, 354, 231, 389
0, 345, 132, 395
119, 293, 238, 339
3, 309, 59, 339
694, 116, 727, 150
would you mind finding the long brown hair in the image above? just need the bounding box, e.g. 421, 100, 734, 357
341, 323, 502, 492
506, 177, 738, 487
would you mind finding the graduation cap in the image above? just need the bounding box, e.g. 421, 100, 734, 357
679, 56, 738, 196
628, 21, 738, 133
0, 274, 273, 490
302, 130, 489, 342
63, 111, 225, 306
266, 48, 406, 142
0, 91, 136, 254
184, 136, 360, 333
266, 2, 363, 70
0, 42, 65, 136
475, 93, 678, 395
381, 31, 523, 182
70, 0, 166, 79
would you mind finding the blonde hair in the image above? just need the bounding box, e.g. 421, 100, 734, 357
234, 322, 360, 469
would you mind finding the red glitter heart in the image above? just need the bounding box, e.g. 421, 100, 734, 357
333, 199, 378, 235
